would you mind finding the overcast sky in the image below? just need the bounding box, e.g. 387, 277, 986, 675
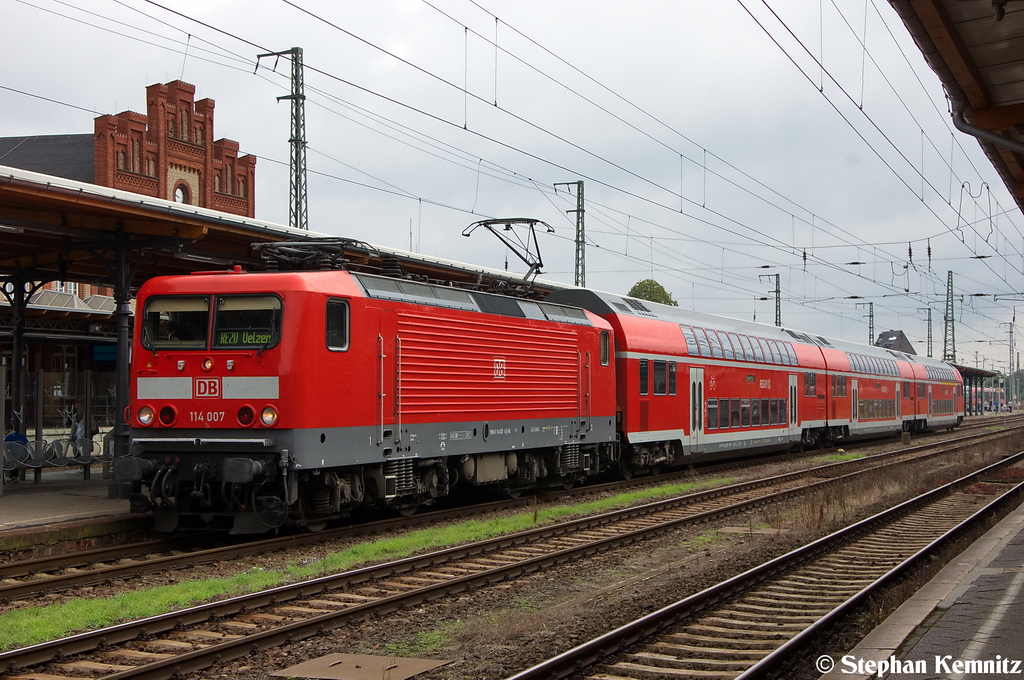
3, 0, 1023, 372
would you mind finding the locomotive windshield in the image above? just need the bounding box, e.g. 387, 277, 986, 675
141, 296, 210, 350
212, 295, 282, 350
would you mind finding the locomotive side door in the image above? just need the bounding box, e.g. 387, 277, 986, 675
377, 309, 398, 448
579, 350, 592, 433
689, 367, 704, 453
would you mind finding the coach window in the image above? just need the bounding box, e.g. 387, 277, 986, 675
918, 382, 927, 398
804, 372, 816, 397
326, 299, 350, 351
600, 331, 610, 366
142, 296, 210, 350
757, 338, 772, 363
695, 328, 713, 358
707, 330, 725, 359
721, 398, 731, 429
741, 398, 751, 427
749, 338, 764, 362
213, 295, 282, 350
680, 326, 700, 356
780, 398, 788, 424
751, 398, 760, 426
726, 333, 742, 360
738, 335, 755, 361
653, 361, 667, 395
668, 362, 677, 395
720, 333, 734, 360
639, 360, 649, 395
730, 398, 741, 427
707, 399, 719, 429
761, 398, 770, 424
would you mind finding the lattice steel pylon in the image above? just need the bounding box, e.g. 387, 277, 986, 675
917, 307, 933, 357
554, 181, 585, 286
943, 270, 956, 363
257, 47, 308, 230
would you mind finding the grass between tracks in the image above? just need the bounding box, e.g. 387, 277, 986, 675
0, 477, 730, 649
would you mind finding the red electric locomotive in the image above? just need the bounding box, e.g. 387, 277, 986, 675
547, 289, 963, 474
117, 267, 618, 533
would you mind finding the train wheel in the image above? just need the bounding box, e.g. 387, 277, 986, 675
397, 503, 419, 517
562, 478, 576, 491
503, 485, 523, 499
304, 521, 328, 533
618, 459, 635, 481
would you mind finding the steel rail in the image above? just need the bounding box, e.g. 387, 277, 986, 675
0, 421, 1010, 603
1, 416, 1010, 597
505, 450, 1024, 680
0, 428, 1010, 677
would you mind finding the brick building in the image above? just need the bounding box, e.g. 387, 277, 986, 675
1, 81, 256, 434
0, 80, 256, 217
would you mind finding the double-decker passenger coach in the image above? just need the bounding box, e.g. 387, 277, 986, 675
547, 289, 963, 474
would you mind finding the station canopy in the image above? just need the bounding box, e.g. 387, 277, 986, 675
0, 165, 565, 297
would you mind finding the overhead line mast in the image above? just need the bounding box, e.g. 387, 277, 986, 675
555, 181, 585, 286
943, 270, 956, 363
257, 47, 308, 230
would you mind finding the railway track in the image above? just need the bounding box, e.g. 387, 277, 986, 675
0, 424, 1015, 604
0, 426, 1016, 679
507, 453, 1024, 680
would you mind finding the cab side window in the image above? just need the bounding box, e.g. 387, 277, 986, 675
326, 299, 350, 351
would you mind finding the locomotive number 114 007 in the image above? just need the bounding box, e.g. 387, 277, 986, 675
190, 411, 226, 423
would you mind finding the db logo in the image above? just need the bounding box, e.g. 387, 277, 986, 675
493, 357, 506, 381
195, 377, 221, 398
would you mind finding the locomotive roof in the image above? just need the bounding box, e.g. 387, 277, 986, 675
353, 273, 595, 327
546, 288, 961, 381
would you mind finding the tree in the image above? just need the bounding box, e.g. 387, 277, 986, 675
628, 279, 678, 307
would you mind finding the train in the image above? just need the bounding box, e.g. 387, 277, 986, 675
115, 264, 964, 533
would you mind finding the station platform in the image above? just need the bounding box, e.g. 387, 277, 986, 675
0, 467, 149, 551
821, 496, 1024, 679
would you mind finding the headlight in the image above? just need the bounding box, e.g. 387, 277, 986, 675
260, 406, 278, 427
138, 406, 155, 426
202, 357, 214, 371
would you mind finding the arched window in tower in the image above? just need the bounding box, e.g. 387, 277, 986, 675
132, 140, 141, 173
117, 150, 125, 170
181, 110, 189, 142
168, 117, 175, 139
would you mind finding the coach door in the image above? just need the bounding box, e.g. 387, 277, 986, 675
788, 374, 799, 437
852, 379, 859, 423
689, 367, 704, 453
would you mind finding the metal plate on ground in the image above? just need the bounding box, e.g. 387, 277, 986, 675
271, 653, 449, 680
